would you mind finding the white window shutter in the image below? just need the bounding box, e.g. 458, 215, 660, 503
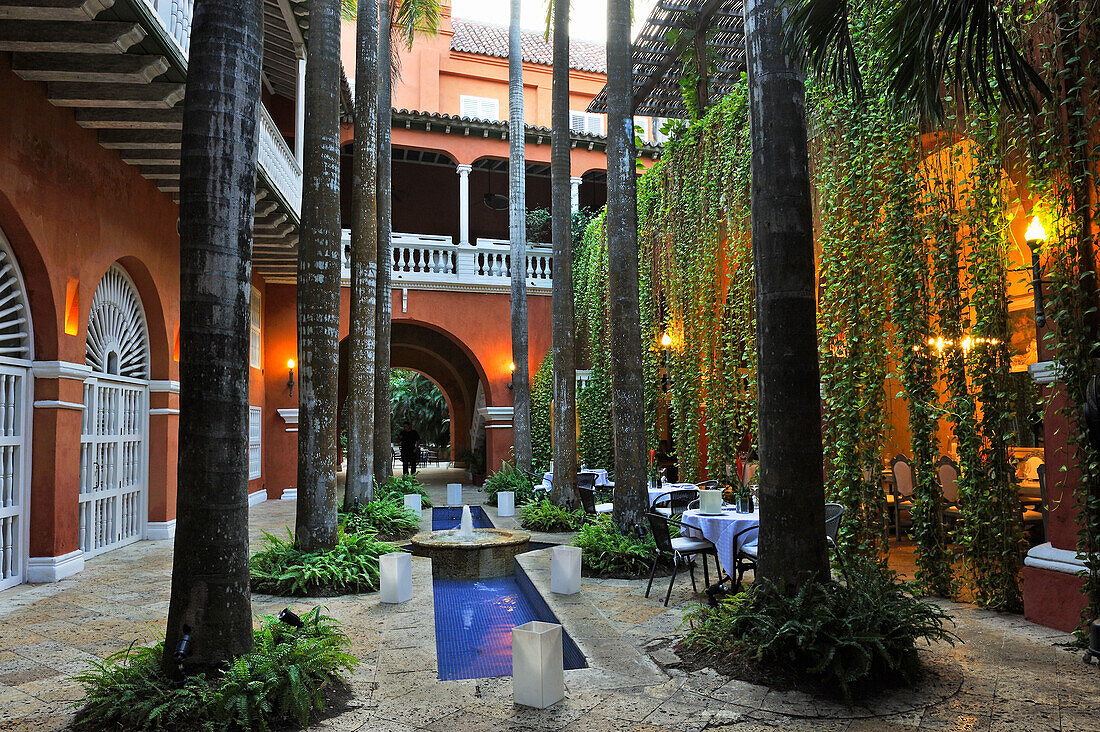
248, 406, 262, 479
460, 96, 499, 121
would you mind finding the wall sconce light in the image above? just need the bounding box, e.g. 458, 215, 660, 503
660, 332, 672, 349
1025, 216, 1047, 327
508, 361, 516, 390
287, 358, 296, 396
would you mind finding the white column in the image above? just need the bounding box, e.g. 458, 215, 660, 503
570, 176, 582, 213
294, 56, 305, 167
457, 164, 472, 246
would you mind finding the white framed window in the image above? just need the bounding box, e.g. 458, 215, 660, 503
459, 95, 500, 121
570, 110, 604, 135
249, 286, 261, 369
248, 406, 262, 480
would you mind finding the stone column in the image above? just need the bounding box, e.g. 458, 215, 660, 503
570, 176, 582, 213
147, 380, 180, 540
457, 163, 472, 246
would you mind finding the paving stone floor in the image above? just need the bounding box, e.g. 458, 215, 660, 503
0, 467, 1096, 731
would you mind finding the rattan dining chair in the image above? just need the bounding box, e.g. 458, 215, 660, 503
577, 484, 612, 515
645, 512, 719, 606
889, 454, 915, 538
651, 489, 697, 517
936, 456, 962, 525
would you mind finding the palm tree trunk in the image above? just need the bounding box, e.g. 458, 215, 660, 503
345, 0, 380, 509
606, 0, 648, 534
165, 0, 261, 674
296, 0, 342, 551
509, 0, 531, 473
549, 0, 577, 504
744, 0, 829, 589
373, 0, 394, 484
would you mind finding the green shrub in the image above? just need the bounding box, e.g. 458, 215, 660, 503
250, 529, 397, 596
680, 563, 958, 701
72, 607, 357, 731
376, 474, 432, 507
481, 462, 537, 507
339, 498, 420, 540
519, 501, 586, 532
573, 515, 663, 577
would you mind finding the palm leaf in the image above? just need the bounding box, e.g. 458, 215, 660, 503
784, 0, 863, 97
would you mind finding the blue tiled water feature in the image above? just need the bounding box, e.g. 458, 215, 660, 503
428, 506, 587, 681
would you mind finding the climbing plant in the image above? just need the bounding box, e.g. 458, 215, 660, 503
530, 353, 553, 473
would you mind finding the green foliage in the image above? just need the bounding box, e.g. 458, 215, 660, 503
681, 564, 957, 702
250, 529, 396, 596
339, 498, 420, 540
526, 207, 551, 243
72, 608, 357, 731
530, 353, 554, 472
481, 462, 537, 507
519, 500, 587, 532
376, 474, 432, 507
390, 369, 449, 447
572, 515, 662, 576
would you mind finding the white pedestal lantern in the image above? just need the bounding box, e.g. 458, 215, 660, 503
447, 483, 463, 506
380, 551, 413, 604
403, 493, 422, 518
699, 489, 723, 514
498, 491, 515, 517
550, 545, 582, 595
512, 621, 564, 709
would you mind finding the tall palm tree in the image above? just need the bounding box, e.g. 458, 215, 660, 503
509, 0, 532, 473
605, 0, 648, 533
549, 0, 577, 505
745, 0, 829, 589
345, 0, 380, 509
296, 0, 343, 552
164, 0, 262, 673
373, 0, 441, 483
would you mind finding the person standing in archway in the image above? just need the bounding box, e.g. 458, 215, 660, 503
398, 420, 421, 476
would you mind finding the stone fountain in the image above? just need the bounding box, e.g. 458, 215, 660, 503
410, 505, 531, 580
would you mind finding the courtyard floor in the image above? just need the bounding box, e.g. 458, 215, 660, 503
0, 467, 1096, 731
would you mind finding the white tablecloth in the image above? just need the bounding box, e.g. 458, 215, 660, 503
680, 508, 760, 577
536, 468, 612, 490
648, 484, 699, 506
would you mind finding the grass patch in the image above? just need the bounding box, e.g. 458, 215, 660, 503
678, 563, 958, 702
481, 462, 537, 507
250, 529, 397, 597
572, 514, 667, 578
72, 607, 356, 731
376, 475, 432, 507
339, 498, 420, 541
519, 500, 587, 533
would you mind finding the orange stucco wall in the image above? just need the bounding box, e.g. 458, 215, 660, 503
0, 53, 182, 559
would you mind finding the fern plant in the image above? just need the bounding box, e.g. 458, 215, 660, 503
519, 501, 586, 532
340, 498, 420, 540
250, 529, 397, 596
572, 515, 666, 577
481, 461, 537, 506
72, 608, 357, 731
376, 474, 432, 507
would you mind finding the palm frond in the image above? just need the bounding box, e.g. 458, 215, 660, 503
881, 0, 1050, 121
783, 0, 863, 97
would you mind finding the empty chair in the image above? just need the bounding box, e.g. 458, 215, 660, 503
577, 471, 599, 491
697, 479, 719, 489
824, 502, 846, 549
577, 485, 613, 515
645, 512, 719, 606
652, 489, 697, 517
937, 456, 962, 524
1022, 463, 1048, 540
889, 454, 916, 538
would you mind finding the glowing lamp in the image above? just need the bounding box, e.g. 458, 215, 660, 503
660, 332, 672, 348
1025, 216, 1047, 327
287, 358, 296, 396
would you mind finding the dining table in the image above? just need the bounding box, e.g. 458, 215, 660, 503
535, 468, 612, 491
680, 507, 760, 578
648, 483, 699, 506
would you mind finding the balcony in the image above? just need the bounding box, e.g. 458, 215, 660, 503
257, 103, 303, 219
341, 232, 554, 291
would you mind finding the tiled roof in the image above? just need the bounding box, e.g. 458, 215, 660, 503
450, 19, 606, 74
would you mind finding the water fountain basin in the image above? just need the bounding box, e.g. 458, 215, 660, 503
411, 528, 531, 580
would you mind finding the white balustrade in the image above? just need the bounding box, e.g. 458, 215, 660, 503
257, 104, 303, 219
340, 231, 553, 291
142, 0, 194, 58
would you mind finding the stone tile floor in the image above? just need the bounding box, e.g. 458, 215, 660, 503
0, 468, 1095, 730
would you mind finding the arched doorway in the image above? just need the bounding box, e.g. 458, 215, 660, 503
79, 264, 150, 558
0, 226, 33, 590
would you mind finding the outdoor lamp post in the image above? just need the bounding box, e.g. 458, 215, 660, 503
287, 358, 295, 396
660, 331, 672, 349
659, 332, 671, 391
1025, 216, 1047, 327
508, 360, 516, 390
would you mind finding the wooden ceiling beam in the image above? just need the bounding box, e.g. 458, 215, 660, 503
0, 0, 114, 22
0, 20, 144, 53
74, 106, 183, 129
11, 52, 168, 83
47, 81, 184, 108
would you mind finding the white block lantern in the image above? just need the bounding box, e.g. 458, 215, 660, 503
699, 489, 723, 514
380, 551, 413, 604
403, 493, 422, 518
550, 545, 582, 595
498, 491, 515, 517
512, 621, 564, 709
447, 483, 463, 506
